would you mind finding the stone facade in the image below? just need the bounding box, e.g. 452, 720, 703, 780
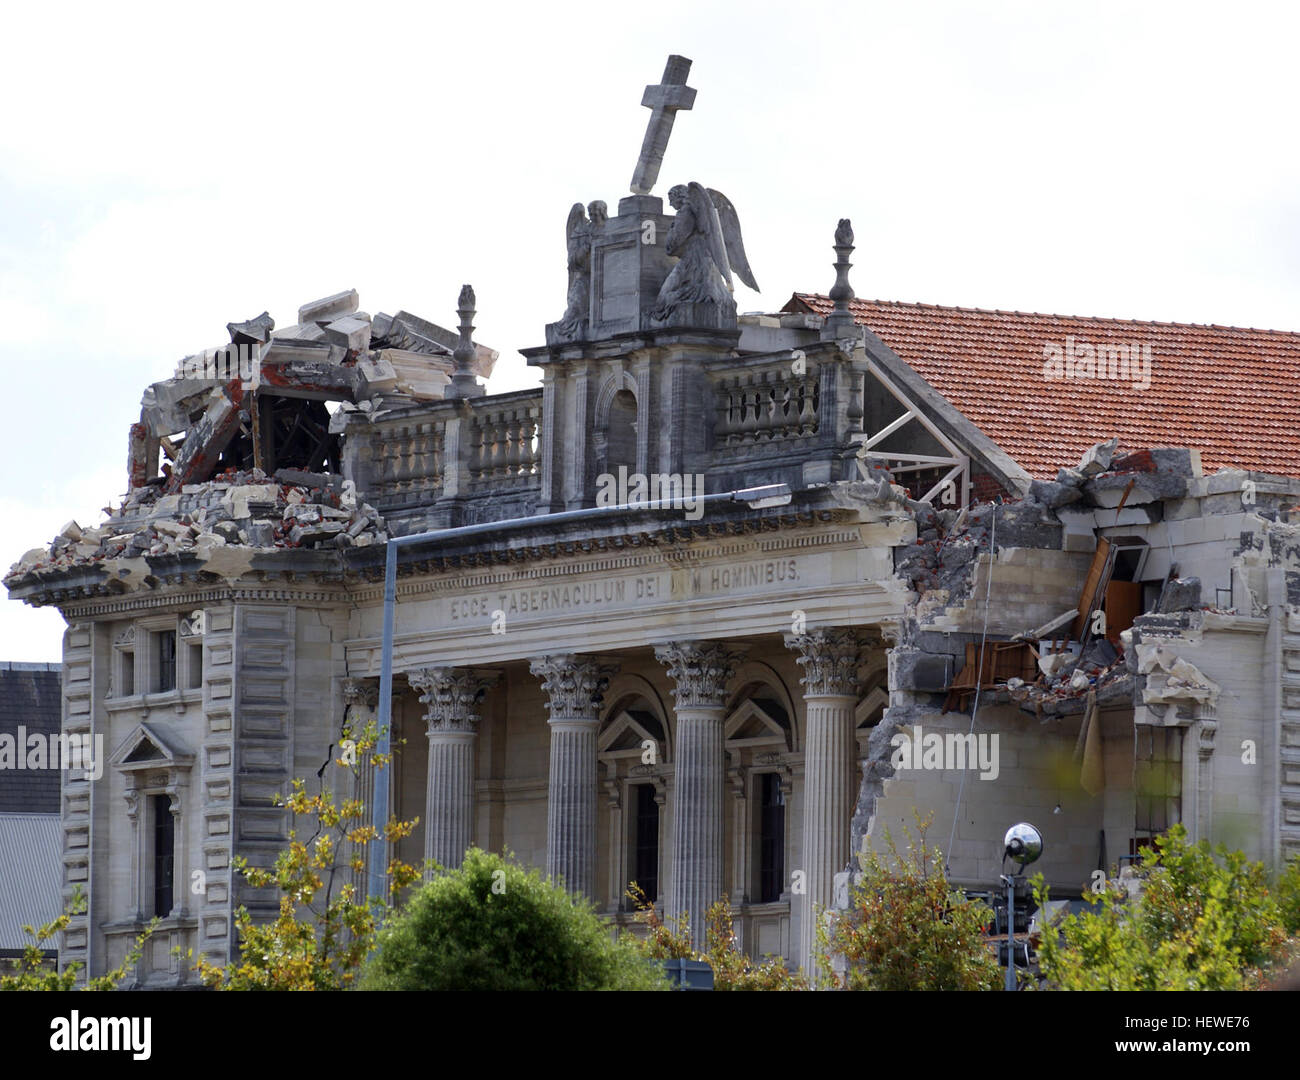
7, 55, 1300, 988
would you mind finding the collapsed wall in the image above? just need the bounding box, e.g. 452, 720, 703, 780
848, 436, 1300, 891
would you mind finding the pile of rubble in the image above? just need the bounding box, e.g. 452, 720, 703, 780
1003, 634, 1132, 715
5, 468, 389, 585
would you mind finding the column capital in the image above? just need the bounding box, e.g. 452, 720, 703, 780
410, 666, 499, 734
341, 678, 380, 710
654, 640, 745, 709
530, 654, 619, 721
785, 627, 866, 698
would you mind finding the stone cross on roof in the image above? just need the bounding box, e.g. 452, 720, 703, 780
629, 55, 696, 196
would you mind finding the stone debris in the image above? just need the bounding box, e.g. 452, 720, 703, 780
126, 289, 501, 496
3, 468, 391, 587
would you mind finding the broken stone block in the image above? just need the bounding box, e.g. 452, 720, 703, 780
323, 314, 371, 353
298, 289, 359, 326
212, 521, 242, 544
1078, 437, 1119, 477
1056, 467, 1087, 488
227, 311, 275, 345
1028, 478, 1084, 510
244, 521, 275, 547
358, 355, 399, 395
1158, 576, 1202, 613
59, 521, 82, 542
1082, 637, 1118, 668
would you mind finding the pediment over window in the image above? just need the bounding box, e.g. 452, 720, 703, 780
725, 699, 790, 751
111, 722, 194, 773
599, 708, 666, 758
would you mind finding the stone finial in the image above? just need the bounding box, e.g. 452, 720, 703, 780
446, 284, 484, 399
822, 218, 857, 339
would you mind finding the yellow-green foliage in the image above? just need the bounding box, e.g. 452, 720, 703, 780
818, 821, 1001, 991
1035, 825, 1291, 991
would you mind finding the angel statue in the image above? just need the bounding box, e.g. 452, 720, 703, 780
649, 182, 758, 327
551, 200, 608, 341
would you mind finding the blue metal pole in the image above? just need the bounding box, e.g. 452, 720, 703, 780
367, 539, 398, 903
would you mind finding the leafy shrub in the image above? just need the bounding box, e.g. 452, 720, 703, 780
0, 886, 155, 991
361, 849, 667, 990
1035, 824, 1290, 991
627, 884, 807, 990
1277, 855, 1300, 936
197, 718, 420, 990
817, 822, 1001, 991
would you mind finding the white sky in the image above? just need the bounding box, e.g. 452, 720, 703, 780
2, 0, 1298, 661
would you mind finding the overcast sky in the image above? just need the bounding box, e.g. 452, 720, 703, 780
2, 1, 1297, 661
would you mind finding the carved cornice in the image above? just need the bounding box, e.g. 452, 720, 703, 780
530, 654, 619, 720
654, 641, 743, 709
410, 666, 499, 734
785, 627, 866, 698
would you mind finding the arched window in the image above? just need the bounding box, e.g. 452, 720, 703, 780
605, 388, 638, 472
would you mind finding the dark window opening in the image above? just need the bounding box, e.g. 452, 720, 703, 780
1135, 725, 1181, 837
154, 631, 177, 693
152, 794, 175, 919
758, 772, 785, 903
187, 642, 203, 690
632, 784, 659, 904
119, 650, 135, 697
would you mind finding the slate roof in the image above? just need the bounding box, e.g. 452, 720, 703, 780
0, 663, 62, 814
785, 294, 1300, 481
0, 813, 62, 952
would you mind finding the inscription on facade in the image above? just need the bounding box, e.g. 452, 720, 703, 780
446, 558, 802, 623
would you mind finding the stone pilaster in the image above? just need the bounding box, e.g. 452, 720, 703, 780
410, 667, 497, 870
655, 641, 743, 946
786, 628, 864, 977
530, 654, 618, 897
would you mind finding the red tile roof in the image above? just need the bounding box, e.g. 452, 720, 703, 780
785, 293, 1300, 481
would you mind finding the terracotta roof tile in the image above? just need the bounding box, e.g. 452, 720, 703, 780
787, 293, 1300, 480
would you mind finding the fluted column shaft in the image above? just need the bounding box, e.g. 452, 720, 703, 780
669, 704, 726, 943
411, 667, 497, 871
655, 641, 742, 948
531, 655, 616, 898
786, 629, 865, 979
425, 731, 477, 869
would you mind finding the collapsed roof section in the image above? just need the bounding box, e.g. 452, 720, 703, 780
128, 289, 499, 493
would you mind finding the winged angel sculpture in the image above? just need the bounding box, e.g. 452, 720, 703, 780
649, 182, 758, 327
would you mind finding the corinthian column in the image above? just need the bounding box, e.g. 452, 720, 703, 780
530, 654, 618, 898
655, 640, 743, 947
410, 667, 498, 870
342, 678, 382, 895
785, 628, 864, 978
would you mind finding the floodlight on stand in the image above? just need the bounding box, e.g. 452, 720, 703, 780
999, 822, 1043, 992
1003, 822, 1043, 870
733, 484, 792, 508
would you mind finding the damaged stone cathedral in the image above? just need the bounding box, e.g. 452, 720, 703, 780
7, 55, 1300, 986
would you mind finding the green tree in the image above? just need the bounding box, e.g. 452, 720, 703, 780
1034, 824, 1290, 991
817, 821, 1001, 991
1, 886, 156, 991
196, 717, 420, 990
361, 849, 667, 991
